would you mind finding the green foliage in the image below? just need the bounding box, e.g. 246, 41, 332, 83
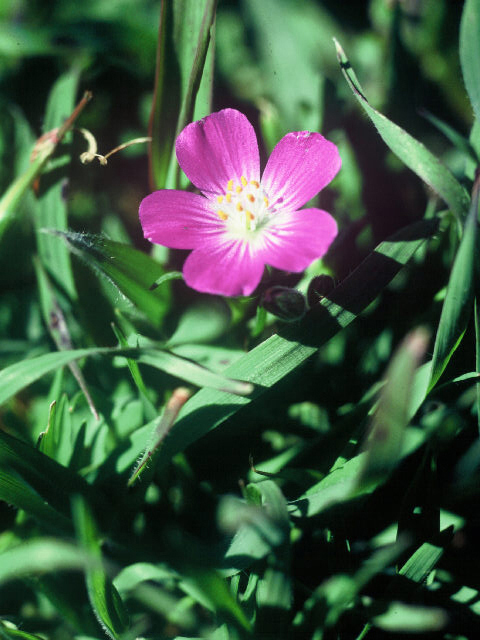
1, 1, 480, 638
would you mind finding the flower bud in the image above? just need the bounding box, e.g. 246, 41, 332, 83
261, 286, 307, 322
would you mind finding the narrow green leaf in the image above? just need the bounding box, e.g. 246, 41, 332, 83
428, 171, 478, 390
153, 220, 438, 469
372, 602, 448, 633
399, 542, 443, 583
72, 496, 130, 640
0, 345, 252, 407
0, 539, 90, 586
335, 39, 470, 220
0, 619, 47, 639
47, 230, 171, 328
0, 428, 94, 531
460, 0, 480, 124
357, 328, 429, 488
34, 256, 99, 419
35, 70, 81, 299
149, 0, 217, 189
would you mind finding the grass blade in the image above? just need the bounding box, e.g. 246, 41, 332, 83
460, 0, 480, 125
334, 38, 470, 220
149, 0, 217, 189
72, 496, 130, 640
428, 170, 479, 390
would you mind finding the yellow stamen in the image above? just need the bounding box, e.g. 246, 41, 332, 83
241, 175, 248, 187
217, 195, 223, 203
247, 194, 255, 203
236, 203, 243, 211
246, 210, 255, 221
218, 210, 228, 220
235, 185, 242, 193
227, 179, 233, 191
264, 197, 269, 207
250, 180, 260, 188
226, 193, 232, 203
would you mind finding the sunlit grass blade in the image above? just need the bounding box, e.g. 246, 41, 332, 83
152, 219, 438, 469
460, 0, 480, 125
149, 0, 217, 189
334, 38, 470, 220
428, 170, 479, 390
72, 496, 130, 640
47, 230, 171, 328
0, 346, 252, 408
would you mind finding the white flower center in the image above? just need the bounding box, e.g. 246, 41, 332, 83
214, 176, 278, 239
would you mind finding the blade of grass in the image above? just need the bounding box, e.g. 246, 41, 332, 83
34, 70, 82, 299
428, 169, 479, 390
46, 230, 171, 328
334, 38, 470, 220
149, 0, 217, 189
0, 345, 253, 407
72, 496, 130, 640
460, 0, 480, 124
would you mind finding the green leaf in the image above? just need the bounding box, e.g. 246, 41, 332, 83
35, 70, 81, 299
47, 230, 171, 328
0, 345, 252, 408
0, 619, 47, 639
149, 0, 217, 189
428, 173, 478, 390
0, 538, 90, 586
372, 602, 448, 633
358, 328, 429, 488
72, 496, 130, 640
335, 38, 470, 220
0, 428, 94, 531
399, 542, 444, 583
460, 0, 480, 124
153, 219, 438, 469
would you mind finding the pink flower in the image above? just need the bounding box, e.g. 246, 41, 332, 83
139, 109, 341, 297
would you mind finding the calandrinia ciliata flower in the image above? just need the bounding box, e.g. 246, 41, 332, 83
139, 108, 341, 297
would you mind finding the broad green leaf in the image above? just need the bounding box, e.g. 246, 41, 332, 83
48, 230, 171, 328
72, 496, 130, 640
153, 219, 438, 469
428, 173, 478, 390
0, 345, 252, 407
0, 539, 90, 585
35, 70, 80, 299
357, 328, 429, 488
460, 0, 480, 124
149, 0, 216, 189
335, 39, 470, 220
166, 301, 231, 347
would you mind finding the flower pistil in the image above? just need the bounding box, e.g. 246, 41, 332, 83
214, 175, 275, 236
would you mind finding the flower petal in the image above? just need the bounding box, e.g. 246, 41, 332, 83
260, 208, 338, 272
176, 109, 260, 197
183, 239, 265, 296
261, 131, 341, 211
139, 190, 222, 249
